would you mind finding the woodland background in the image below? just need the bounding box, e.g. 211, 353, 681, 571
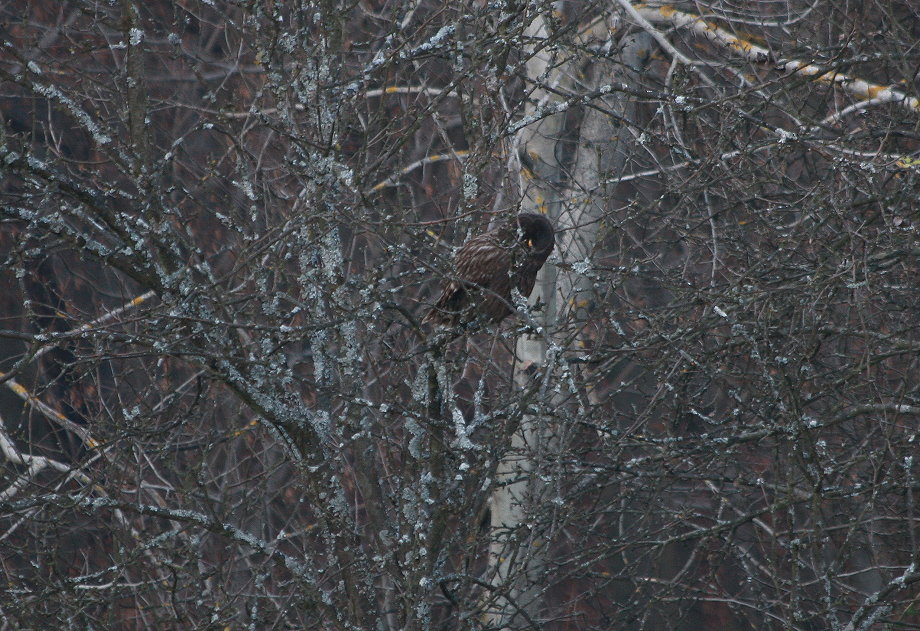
1, 0, 919, 629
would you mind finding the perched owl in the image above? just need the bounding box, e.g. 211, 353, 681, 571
424, 213, 555, 326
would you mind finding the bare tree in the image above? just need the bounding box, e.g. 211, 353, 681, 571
1, 1, 918, 629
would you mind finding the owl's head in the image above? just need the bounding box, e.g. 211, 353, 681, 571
517, 213, 555, 258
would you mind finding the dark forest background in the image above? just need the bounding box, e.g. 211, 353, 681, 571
1, 1, 919, 629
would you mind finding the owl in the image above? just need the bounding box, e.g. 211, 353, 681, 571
424, 213, 555, 326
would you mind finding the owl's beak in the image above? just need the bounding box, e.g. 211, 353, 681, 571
526, 238, 534, 248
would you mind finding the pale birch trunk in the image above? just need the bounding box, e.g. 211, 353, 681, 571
484, 12, 653, 628
483, 10, 567, 628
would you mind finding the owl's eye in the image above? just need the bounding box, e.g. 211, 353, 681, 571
526, 238, 534, 248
